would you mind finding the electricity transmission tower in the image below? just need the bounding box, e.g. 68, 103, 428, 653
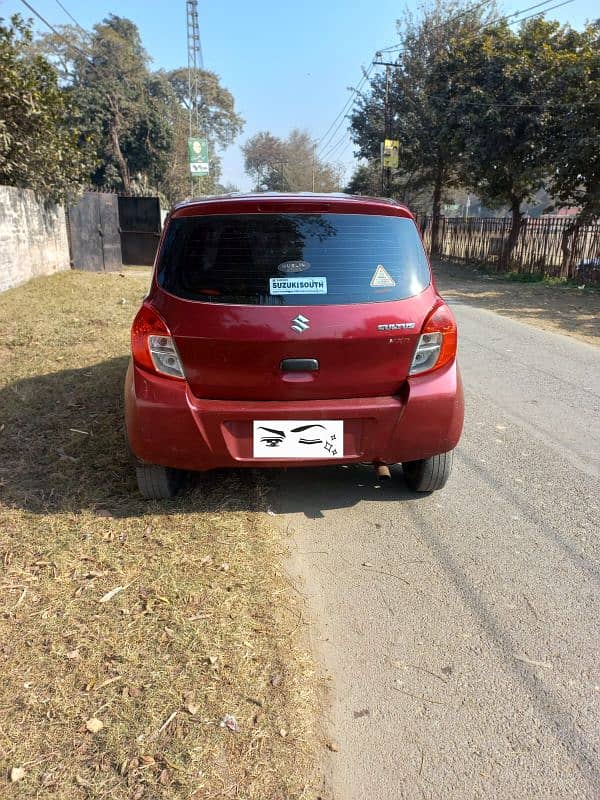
186, 0, 204, 192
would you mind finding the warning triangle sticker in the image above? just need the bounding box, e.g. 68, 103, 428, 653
370, 264, 396, 288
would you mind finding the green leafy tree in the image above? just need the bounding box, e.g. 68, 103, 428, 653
37, 17, 243, 202
543, 21, 600, 271
0, 15, 94, 201
345, 162, 381, 195
243, 129, 342, 191
163, 67, 244, 199
344, 159, 434, 211
166, 68, 243, 145
350, 0, 497, 254
546, 20, 600, 221
38, 15, 172, 196
447, 18, 572, 267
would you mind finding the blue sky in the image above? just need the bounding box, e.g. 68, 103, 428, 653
1, 0, 597, 189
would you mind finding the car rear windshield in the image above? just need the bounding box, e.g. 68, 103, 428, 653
156, 212, 430, 305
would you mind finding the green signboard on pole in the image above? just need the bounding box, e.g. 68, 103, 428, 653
187, 137, 209, 177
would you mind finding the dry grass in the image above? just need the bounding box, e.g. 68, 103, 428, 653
0, 270, 322, 799
433, 259, 600, 346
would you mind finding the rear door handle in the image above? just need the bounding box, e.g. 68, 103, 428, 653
280, 358, 319, 372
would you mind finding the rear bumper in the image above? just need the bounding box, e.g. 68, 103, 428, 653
124, 360, 464, 471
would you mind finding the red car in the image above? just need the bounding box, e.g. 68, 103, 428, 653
125, 193, 464, 498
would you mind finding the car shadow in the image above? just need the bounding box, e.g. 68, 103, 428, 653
0, 357, 422, 518
257, 463, 418, 519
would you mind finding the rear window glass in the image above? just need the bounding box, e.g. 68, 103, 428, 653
156, 213, 430, 305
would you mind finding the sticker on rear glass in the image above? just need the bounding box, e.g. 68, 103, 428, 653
370, 264, 396, 287
278, 260, 310, 274
270, 276, 327, 295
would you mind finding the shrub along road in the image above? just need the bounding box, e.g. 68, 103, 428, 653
278, 276, 600, 799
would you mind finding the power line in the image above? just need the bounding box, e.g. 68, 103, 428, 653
380, 0, 584, 85
329, 138, 354, 165
315, 85, 363, 157
323, 135, 355, 166
317, 0, 569, 165
322, 126, 352, 154
318, 4, 500, 164
378, 0, 498, 53
380, 0, 575, 54
19, 0, 92, 62
500, 0, 576, 25
18, 0, 142, 81
316, 63, 374, 153
371, 0, 579, 96
320, 128, 353, 161
316, 63, 374, 158
318, 5, 501, 162
52, 0, 91, 39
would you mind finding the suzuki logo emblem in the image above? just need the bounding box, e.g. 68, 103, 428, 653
291, 314, 310, 333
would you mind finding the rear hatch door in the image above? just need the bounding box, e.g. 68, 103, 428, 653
153, 209, 435, 401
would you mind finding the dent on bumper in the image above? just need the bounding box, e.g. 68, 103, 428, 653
124, 359, 464, 471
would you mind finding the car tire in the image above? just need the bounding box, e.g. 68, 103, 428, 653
402, 451, 454, 492
135, 463, 185, 500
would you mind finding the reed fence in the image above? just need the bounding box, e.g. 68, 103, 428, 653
417, 215, 600, 283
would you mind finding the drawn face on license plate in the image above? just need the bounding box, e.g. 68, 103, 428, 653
252, 420, 344, 458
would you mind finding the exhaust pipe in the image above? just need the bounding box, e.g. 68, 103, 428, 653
374, 463, 391, 480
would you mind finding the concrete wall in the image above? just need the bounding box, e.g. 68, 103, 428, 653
0, 185, 70, 293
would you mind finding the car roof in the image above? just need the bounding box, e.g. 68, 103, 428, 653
171, 192, 413, 219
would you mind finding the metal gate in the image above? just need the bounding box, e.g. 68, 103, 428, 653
118, 196, 161, 266
67, 192, 122, 271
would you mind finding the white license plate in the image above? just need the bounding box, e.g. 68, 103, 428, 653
253, 420, 344, 459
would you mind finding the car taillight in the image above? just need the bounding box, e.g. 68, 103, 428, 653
409, 302, 458, 376
131, 303, 185, 379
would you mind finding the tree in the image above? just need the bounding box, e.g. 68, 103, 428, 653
37, 17, 243, 203
345, 162, 380, 196
37, 15, 172, 196
546, 21, 600, 221
166, 68, 243, 146
543, 21, 600, 272
242, 129, 342, 191
242, 132, 286, 190
215, 181, 240, 194
350, 0, 497, 254
344, 159, 434, 211
0, 15, 93, 201
284, 130, 342, 192
162, 67, 244, 200
446, 18, 571, 267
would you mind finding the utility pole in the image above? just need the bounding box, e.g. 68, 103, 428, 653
186, 0, 204, 195
374, 56, 396, 196
381, 64, 391, 196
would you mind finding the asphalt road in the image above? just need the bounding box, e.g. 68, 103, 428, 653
274, 301, 600, 799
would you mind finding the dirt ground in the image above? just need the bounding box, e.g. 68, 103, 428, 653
432, 259, 600, 346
